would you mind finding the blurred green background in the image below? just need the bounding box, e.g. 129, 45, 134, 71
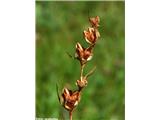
36, 1, 124, 120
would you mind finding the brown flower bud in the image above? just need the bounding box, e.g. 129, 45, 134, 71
76, 77, 88, 91
83, 27, 100, 45
89, 16, 100, 28
62, 88, 81, 111
75, 42, 93, 64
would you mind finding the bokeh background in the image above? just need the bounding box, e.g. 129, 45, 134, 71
36, 1, 124, 120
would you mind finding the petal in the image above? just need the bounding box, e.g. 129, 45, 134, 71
74, 101, 78, 106
88, 27, 94, 32
95, 16, 100, 23
87, 54, 93, 61
95, 29, 100, 38
76, 42, 83, 51
63, 88, 70, 95
85, 37, 93, 44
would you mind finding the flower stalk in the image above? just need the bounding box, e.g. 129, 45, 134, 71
69, 111, 73, 120
57, 16, 100, 120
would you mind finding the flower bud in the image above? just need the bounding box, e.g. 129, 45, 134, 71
83, 27, 100, 45
61, 88, 81, 111
75, 42, 93, 64
76, 77, 88, 90
89, 16, 100, 28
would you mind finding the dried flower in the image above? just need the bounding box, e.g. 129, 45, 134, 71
75, 42, 93, 64
57, 15, 100, 120
61, 88, 81, 111
83, 27, 100, 44
89, 16, 100, 28
76, 77, 88, 90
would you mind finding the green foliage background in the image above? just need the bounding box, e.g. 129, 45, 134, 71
36, 1, 125, 120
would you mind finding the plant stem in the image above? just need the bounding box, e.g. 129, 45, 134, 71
69, 111, 73, 120
80, 64, 85, 80
85, 66, 96, 79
